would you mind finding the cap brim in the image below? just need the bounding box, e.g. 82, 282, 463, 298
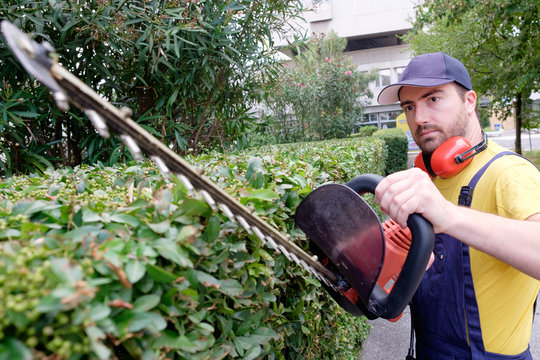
377, 79, 455, 105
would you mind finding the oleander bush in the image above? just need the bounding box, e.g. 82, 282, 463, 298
0, 137, 385, 359
0, 0, 305, 175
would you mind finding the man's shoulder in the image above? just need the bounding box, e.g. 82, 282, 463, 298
476, 140, 537, 175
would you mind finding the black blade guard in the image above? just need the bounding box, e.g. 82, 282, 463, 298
295, 183, 384, 308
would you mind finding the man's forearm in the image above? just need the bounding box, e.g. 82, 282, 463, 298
443, 206, 540, 279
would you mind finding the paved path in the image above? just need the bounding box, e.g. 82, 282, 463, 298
359, 297, 540, 359
489, 129, 540, 152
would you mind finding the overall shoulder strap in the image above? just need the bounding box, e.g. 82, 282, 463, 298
459, 150, 537, 358
458, 151, 520, 207
457, 152, 519, 358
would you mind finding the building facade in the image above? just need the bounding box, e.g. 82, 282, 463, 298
276, 0, 420, 129
276, 0, 540, 133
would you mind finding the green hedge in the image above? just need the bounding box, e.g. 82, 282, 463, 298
352, 125, 378, 138
0, 137, 386, 359
373, 128, 408, 175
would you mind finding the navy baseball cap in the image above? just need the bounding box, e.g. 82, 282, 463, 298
377, 52, 473, 105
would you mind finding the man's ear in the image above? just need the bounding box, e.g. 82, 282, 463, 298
465, 90, 477, 115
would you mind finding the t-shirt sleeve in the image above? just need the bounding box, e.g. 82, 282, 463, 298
495, 161, 540, 220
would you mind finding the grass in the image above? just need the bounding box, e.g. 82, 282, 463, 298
523, 150, 540, 169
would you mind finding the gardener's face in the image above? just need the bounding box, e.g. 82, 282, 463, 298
399, 83, 472, 155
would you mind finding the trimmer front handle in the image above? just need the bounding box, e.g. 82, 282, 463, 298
345, 174, 434, 319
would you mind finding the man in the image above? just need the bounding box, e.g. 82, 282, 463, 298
375, 52, 540, 359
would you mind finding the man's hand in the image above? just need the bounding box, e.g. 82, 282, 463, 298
375, 168, 454, 233
375, 168, 540, 279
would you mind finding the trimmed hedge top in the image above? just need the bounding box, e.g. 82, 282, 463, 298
373, 128, 409, 175
0, 137, 385, 359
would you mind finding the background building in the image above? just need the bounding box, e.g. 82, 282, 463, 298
276, 0, 540, 133
276, 0, 419, 130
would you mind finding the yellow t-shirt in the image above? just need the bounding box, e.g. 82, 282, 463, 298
433, 140, 540, 355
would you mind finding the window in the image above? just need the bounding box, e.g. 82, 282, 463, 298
387, 111, 402, 121
376, 69, 391, 87
360, 112, 402, 129
380, 112, 399, 129
360, 113, 377, 124
395, 66, 406, 81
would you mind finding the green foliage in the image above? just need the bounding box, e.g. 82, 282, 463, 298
243, 125, 278, 150
521, 101, 540, 132
523, 150, 540, 170
353, 125, 379, 138
261, 31, 376, 143
0, 137, 386, 359
373, 128, 408, 175
404, 0, 539, 153
478, 107, 491, 130
0, 0, 304, 175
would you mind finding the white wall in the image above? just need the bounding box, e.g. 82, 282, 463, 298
275, 0, 419, 46
308, 0, 418, 38
349, 45, 413, 107
349, 45, 412, 72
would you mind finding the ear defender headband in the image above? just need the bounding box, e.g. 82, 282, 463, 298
415, 133, 488, 178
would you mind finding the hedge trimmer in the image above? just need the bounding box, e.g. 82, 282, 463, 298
1, 21, 434, 321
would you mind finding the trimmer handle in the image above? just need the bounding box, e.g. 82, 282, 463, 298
346, 174, 434, 319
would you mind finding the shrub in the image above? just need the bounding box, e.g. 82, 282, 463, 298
0, 137, 385, 359
373, 128, 408, 175
0, 0, 304, 175
352, 125, 378, 138
263, 31, 376, 142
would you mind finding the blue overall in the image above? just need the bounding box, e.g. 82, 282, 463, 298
411, 151, 533, 360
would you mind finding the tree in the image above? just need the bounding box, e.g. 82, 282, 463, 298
404, 0, 539, 154
0, 0, 304, 175
264, 31, 375, 142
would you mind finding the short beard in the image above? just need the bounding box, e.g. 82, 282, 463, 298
416, 106, 469, 156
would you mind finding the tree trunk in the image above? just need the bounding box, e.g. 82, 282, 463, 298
12, 141, 20, 174
72, 125, 83, 166
67, 118, 83, 166
54, 117, 65, 166
514, 93, 522, 155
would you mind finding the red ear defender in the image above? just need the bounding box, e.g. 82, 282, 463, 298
430, 137, 473, 178
414, 134, 488, 178
414, 152, 430, 176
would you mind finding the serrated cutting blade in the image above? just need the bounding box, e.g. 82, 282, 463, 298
0, 20, 339, 288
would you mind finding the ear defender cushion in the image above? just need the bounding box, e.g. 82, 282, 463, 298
430, 137, 473, 178
414, 152, 430, 175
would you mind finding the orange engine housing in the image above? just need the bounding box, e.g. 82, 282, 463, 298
377, 219, 412, 321
327, 218, 414, 322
